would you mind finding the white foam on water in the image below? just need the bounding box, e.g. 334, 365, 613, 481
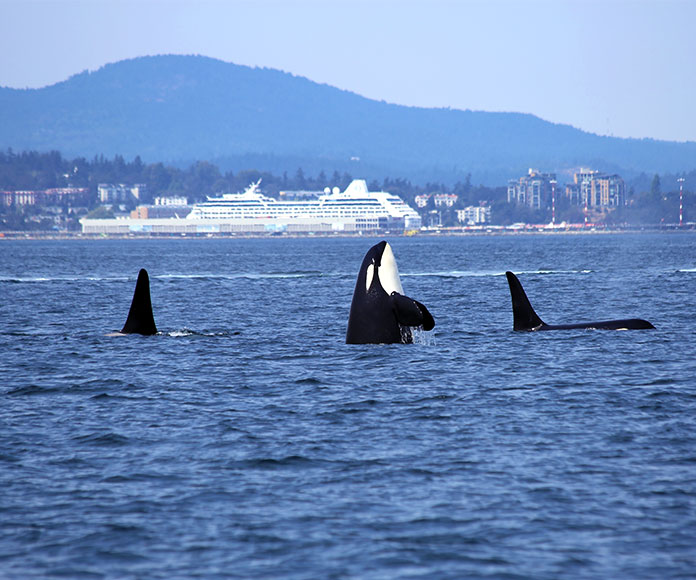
402, 269, 593, 279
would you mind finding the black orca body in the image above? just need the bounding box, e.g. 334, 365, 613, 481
121, 269, 158, 335
505, 271, 654, 331
346, 241, 435, 344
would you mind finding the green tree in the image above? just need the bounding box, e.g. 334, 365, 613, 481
650, 174, 662, 201
85, 206, 115, 219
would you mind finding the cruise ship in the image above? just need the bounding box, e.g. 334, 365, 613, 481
80, 180, 422, 235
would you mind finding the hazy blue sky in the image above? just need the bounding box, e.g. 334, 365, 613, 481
1, 0, 694, 142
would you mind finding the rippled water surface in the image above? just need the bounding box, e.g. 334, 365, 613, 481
1, 233, 695, 579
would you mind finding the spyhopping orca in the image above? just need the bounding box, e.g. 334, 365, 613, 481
505, 271, 654, 331
121, 269, 158, 335
346, 241, 435, 344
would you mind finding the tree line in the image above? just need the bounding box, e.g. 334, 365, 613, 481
0, 148, 506, 214
0, 149, 693, 228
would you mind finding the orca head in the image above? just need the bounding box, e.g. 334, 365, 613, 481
347, 241, 434, 344
362, 240, 404, 297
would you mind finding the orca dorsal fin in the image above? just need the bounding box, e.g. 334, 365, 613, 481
121, 269, 157, 335
505, 271, 545, 331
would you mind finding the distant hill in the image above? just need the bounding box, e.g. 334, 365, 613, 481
1, 54, 695, 184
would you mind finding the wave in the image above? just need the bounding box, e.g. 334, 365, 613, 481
402, 269, 593, 279
156, 271, 339, 280
166, 328, 240, 337
1, 269, 600, 285
0, 275, 129, 283
0, 271, 346, 284
72, 431, 130, 447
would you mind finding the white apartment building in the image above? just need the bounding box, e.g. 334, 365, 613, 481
457, 206, 491, 225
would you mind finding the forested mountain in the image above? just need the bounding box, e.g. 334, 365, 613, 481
1, 54, 695, 184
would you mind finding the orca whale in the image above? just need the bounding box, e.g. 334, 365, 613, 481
346, 241, 435, 344
505, 271, 654, 331
120, 268, 158, 335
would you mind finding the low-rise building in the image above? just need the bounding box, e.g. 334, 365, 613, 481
1, 190, 39, 206
44, 187, 90, 205
154, 196, 188, 206
1, 191, 15, 206
414, 194, 430, 208
98, 183, 146, 204
457, 205, 491, 225
2, 187, 90, 207
433, 194, 458, 207
414, 193, 458, 208
130, 203, 193, 219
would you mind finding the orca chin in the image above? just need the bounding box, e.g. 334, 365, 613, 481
505, 271, 654, 331
346, 241, 435, 344
120, 269, 158, 335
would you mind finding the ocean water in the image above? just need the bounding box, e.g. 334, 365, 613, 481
1, 233, 695, 579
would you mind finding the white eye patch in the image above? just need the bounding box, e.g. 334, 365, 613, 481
365, 263, 374, 292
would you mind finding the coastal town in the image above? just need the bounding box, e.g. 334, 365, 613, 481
0, 153, 692, 236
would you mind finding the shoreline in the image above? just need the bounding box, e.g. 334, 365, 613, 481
1, 226, 695, 241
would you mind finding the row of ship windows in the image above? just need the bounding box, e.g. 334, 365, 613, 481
200, 199, 386, 208
197, 215, 382, 219
200, 205, 386, 211
197, 211, 382, 216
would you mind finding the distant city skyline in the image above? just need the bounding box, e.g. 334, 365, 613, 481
1, 0, 695, 143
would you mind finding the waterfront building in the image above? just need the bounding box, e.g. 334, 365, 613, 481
44, 188, 90, 206
565, 169, 625, 207
507, 169, 556, 209
130, 204, 193, 219
433, 194, 458, 207
565, 168, 596, 207
2, 187, 89, 208
593, 174, 625, 207
457, 205, 491, 225
565, 183, 581, 205
414, 193, 458, 208
414, 194, 430, 208
128, 196, 193, 217
154, 196, 188, 206
98, 183, 146, 203
1, 190, 38, 206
